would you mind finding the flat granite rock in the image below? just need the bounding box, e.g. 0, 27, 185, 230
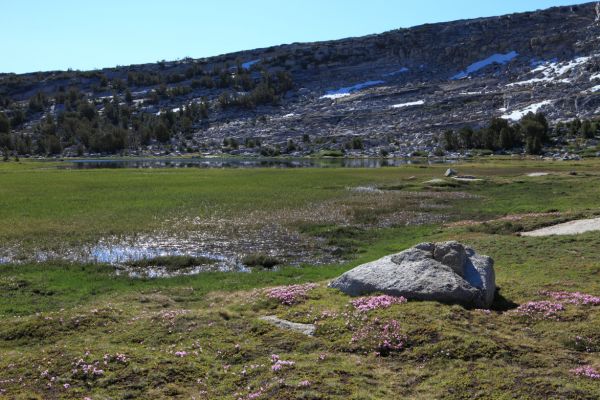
329, 241, 495, 308
259, 315, 316, 336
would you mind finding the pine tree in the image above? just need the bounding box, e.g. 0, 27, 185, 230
0, 112, 9, 134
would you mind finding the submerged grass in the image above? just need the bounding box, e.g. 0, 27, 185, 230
126, 255, 217, 271
0, 159, 600, 398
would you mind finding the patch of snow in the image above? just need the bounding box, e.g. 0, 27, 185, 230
391, 100, 425, 108
156, 106, 182, 115
590, 73, 600, 81
320, 80, 384, 100
500, 100, 552, 121
320, 93, 351, 100
552, 56, 590, 75
241, 59, 260, 70
507, 56, 592, 87
383, 67, 409, 77
282, 113, 296, 118
584, 85, 600, 93
459, 91, 483, 95
451, 51, 518, 80
507, 77, 571, 87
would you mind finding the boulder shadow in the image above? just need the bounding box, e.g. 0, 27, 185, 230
490, 287, 518, 311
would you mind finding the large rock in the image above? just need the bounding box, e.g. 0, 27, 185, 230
329, 241, 495, 308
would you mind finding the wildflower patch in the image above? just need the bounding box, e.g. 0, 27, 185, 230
266, 283, 318, 305
351, 294, 407, 312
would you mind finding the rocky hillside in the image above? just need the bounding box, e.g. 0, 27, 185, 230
2, 2, 600, 157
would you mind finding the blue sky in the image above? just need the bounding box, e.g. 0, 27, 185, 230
2, 0, 590, 73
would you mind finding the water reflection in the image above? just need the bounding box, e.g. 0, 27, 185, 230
63, 157, 454, 169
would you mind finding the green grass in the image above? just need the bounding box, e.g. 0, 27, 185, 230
0, 159, 599, 399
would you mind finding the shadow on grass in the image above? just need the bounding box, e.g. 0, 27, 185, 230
490, 287, 518, 311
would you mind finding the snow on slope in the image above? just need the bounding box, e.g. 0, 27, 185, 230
241, 59, 260, 70
535, 56, 591, 76
508, 56, 592, 86
583, 85, 600, 93
500, 100, 553, 121
391, 100, 425, 108
451, 51, 518, 80
320, 80, 385, 99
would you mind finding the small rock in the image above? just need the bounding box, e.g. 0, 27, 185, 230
445, 168, 458, 177
259, 316, 316, 336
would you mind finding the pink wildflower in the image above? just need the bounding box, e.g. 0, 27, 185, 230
270, 354, 295, 372
542, 291, 600, 306
174, 351, 188, 357
351, 319, 407, 355
570, 365, 600, 379
266, 283, 317, 305
63, 383, 70, 389
298, 380, 311, 387
351, 295, 407, 312
320, 310, 337, 319
246, 388, 265, 399
513, 301, 564, 319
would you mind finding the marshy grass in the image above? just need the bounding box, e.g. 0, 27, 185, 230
125, 255, 217, 270
242, 253, 282, 269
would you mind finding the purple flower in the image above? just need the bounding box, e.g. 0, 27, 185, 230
246, 388, 265, 399
513, 301, 565, 319
351, 295, 407, 312
571, 365, 600, 379
270, 354, 295, 372
542, 291, 600, 306
266, 284, 318, 305
351, 319, 407, 354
